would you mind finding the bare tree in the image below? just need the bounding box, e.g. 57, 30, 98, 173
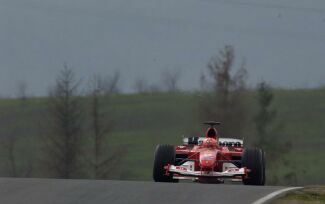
254, 82, 292, 155
102, 71, 121, 95
87, 75, 125, 179
134, 78, 148, 93
89, 76, 109, 178
255, 81, 276, 149
161, 69, 182, 92
2, 133, 18, 177
16, 80, 28, 104
43, 65, 84, 179
254, 81, 292, 185
201, 45, 248, 138
0, 113, 18, 177
199, 73, 208, 91
0, 113, 33, 177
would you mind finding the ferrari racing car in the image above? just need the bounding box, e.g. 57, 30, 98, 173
153, 121, 265, 185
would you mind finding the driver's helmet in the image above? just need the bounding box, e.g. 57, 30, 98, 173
202, 138, 217, 148
206, 127, 218, 138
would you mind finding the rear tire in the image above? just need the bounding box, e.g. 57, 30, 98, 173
242, 148, 265, 185
153, 144, 179, 182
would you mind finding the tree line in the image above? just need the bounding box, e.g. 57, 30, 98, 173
0, 44, 296, 184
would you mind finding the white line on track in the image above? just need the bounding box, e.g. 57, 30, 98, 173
252, 187, 303, 204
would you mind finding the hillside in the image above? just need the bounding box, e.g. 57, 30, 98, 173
0, 89, 324, 185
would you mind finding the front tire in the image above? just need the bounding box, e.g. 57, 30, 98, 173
153, 144, 178, 182
242, 148, 265, 185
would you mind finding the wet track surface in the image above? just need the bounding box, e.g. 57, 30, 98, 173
0, 178, 286, 204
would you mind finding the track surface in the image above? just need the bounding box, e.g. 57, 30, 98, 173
0, 178, 286, 204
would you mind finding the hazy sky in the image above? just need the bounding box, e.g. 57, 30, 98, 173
1, 0, 325, 96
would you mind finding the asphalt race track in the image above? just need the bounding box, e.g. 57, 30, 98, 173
0, 178, 291, 204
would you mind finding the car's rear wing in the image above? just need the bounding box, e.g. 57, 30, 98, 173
219, 138, 243, 147
182, 137, 243, 147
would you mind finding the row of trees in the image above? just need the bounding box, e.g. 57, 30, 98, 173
0, 66, 128, 179
42, 65, 127, 179
0, 57, 184, 179
42, 46, 294, 183
0, 45, 295, 184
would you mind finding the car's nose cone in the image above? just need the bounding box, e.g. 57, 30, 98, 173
199, 151, 216, 169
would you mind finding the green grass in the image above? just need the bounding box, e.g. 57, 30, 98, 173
0, 89, 324, 184
273, 186, 325, 204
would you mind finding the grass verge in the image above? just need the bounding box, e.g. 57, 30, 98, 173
272, 186, 325, 204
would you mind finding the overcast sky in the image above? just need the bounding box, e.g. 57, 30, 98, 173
1, 0, 325, 96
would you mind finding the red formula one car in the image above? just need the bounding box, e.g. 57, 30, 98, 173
153, 122, 265, 185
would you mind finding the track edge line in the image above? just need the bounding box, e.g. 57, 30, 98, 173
252, 187, 303, 204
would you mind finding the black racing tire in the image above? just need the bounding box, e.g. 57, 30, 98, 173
242, 147, 265, 186
153, 144, 178, 182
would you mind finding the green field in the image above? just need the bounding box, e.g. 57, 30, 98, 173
0, 89, 324, 185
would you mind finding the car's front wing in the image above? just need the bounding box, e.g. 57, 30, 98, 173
166, 161, 247, 179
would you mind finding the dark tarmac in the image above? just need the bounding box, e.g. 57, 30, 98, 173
0, 178, 288, 204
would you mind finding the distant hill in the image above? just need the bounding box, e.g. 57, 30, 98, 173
0, 89, 324, 185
